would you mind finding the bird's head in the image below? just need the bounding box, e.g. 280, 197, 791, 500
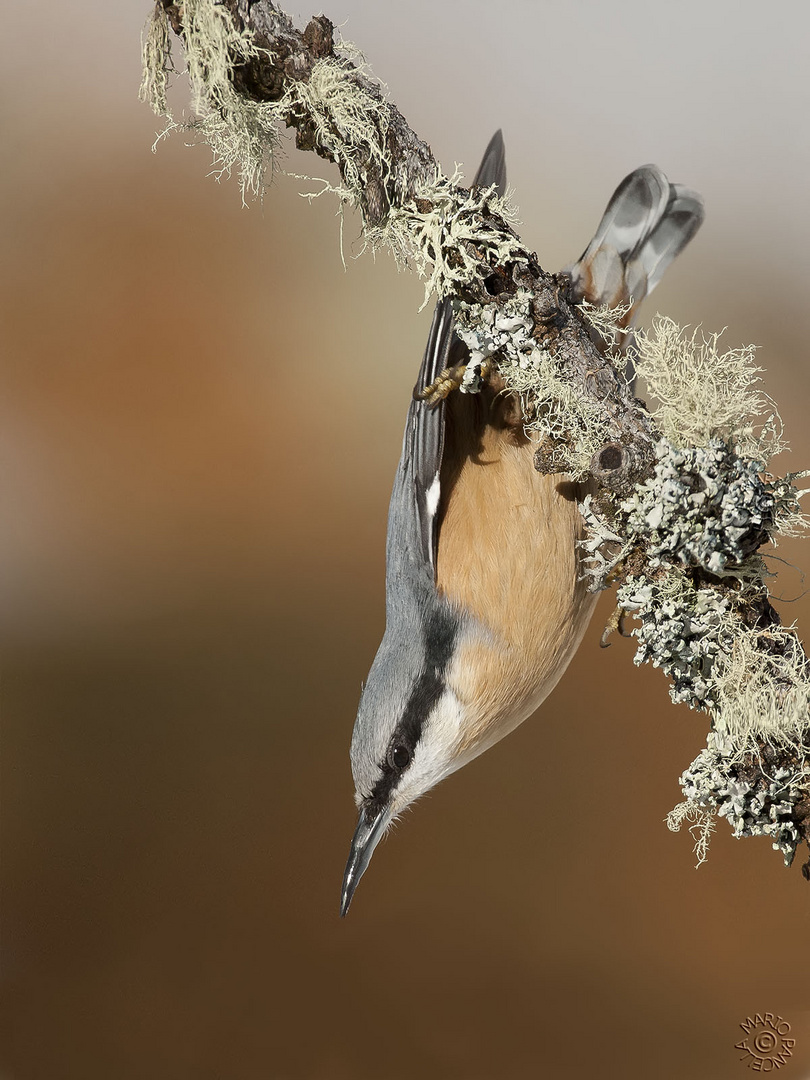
340, 620, 489, 915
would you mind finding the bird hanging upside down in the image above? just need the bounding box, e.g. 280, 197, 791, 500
341, 131, 704, 914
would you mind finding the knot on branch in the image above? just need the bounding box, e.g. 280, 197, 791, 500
590, 440, 652, 495
531, 286, 564, 331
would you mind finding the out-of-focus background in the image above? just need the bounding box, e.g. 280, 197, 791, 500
2, 2, 810, 1078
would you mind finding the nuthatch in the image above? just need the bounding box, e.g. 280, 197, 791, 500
340, 131, 704, 914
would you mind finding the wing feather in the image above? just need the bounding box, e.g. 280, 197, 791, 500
567, 164, 704, 314
565, 164, 704, 384
406, 131, 508, 576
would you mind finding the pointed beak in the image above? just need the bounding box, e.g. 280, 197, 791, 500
339, 806, 391, 916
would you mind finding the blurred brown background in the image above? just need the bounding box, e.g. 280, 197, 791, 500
2, 2, 810, 1078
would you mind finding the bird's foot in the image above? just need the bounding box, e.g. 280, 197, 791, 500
600, 604, 633, 648
416, 359, 492, 406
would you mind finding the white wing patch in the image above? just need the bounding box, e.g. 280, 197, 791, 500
425, 472, 442, 518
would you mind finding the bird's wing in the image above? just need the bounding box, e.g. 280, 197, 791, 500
623, 182, 704, 300
469, 128, 507, 199
406, 298, 454, 578
407, 130, 508, 577
564, 164, 704, 385
566, 164, 704, 318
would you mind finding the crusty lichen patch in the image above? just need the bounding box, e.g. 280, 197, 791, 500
451, 291, 617, 476
617, 571, 735, 710
615, 439, 789, 581
673, 734, 809, 865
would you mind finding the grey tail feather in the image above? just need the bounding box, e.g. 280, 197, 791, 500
578, 164, 671, 274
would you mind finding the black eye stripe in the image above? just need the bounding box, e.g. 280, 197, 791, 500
363, 605, 458, 814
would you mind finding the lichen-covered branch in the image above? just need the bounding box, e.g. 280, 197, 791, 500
140, 0, 658, 486
582, 319, 810, 873
141, 0, 810, 876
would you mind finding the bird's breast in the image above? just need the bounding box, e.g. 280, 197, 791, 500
436, 384, 598, 754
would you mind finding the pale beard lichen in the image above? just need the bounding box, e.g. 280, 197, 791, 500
140, 0, 282, 199
577, 298, 635, 357
577, 299, 633, 341
279, 58, 393, 203
141, 0, 600, 467
139, 5, 174, 118
666, 800, 716, 868
139, 0, 395, 203
368, 176, 525, 311
633, 317, 786, 461
711, 625, 810, 750
141, 0, 524, 304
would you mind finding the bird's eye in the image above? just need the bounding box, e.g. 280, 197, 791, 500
388, 745, 411, 770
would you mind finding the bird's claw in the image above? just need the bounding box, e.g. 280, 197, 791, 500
600, 605, 632, 648
416, 359, 492, 406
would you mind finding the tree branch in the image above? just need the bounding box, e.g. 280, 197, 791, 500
142, 0, 810, 877
145, 0, 658, 490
